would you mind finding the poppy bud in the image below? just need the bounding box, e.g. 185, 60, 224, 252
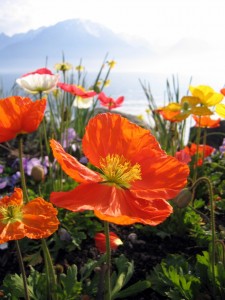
94, 232, 123, 253
31, 165, 45, 182
172, 188, 192, 208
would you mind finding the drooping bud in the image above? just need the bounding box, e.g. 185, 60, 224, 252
172, 188, 192, 208
31, 165, 45, 182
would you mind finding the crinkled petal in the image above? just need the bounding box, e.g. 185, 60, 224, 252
0, 188, 23, 206
50, 139, 102, 183
0, 222, 26, 244
22, 198, 59, 239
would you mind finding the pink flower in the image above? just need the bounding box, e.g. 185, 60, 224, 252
57, 82, 97, 108
175, 149, 191, 164
57, 82, 97, 98
16, 68, 59, 94
98, 92, 124, 110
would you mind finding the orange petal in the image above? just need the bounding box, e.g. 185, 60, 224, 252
133, 153, 189, 199
21, 98, 46, 133
50, 139, 102, 183
50, 183, 173, 226
0, 97, 46, 142
94, 196, 173, 226
22, 197, 59, 239
0, 188, 23, 206
50, 183, 111, 211
0, 222, 26, 244
82, 113, 162, 168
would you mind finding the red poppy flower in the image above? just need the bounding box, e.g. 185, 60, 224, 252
50, 113, 189, 226
22, 68, 54, 77
192, 115, 220, 128
184, 143, 214, 166
0, 96, 46, 143
175, 149, 191, 164
98, 92, 124, 110
94, 232, 123, 253
57, 82, 97, 98
0, 188, 59, 244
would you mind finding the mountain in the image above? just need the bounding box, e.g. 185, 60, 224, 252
0, 19, 154, 72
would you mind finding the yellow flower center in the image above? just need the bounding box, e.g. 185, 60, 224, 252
100, 154, 142, 189
0, 205, 23, 224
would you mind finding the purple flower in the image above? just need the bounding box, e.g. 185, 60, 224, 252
0, 165, 4, 174
26, 158, 48, 176
79, 156, 88, 165
0, 178, 9, 189
219, 138, 225, 154
0, 172, 21, 190
61, 128, 76, 150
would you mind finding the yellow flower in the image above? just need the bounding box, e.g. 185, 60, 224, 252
54, 62, 72, 72
107, 60, 116, 69
104, 79, 111, 87
215, 103, 225, 118
137, 114, 144, 121
157, 96, 212, 122
189, 85, 223, 106
75, 65, 84, 72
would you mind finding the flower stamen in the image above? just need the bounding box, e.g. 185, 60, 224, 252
0, 205, 23, 224
100, 154, 142, 188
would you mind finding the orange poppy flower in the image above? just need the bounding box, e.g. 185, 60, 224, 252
0, 188, 59, 244
94, 232, 123, 253
50, 113, 189, 226
184, 143, 214, 166
156, 109, 181, 122
192, 115, 220, 128
0, 96, 46, 143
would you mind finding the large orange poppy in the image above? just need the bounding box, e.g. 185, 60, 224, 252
0, 188, 59, 244
50, 113, 189, 226
0, 96, 46, 142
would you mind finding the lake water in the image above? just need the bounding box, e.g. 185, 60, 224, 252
0, 71, 193, 117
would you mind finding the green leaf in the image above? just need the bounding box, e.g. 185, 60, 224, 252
113, 280, 151, 299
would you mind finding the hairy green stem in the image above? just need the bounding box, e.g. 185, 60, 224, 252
41, 239, 58, 300
18, 135, 29, 203
15, 240, 30, 300
104, 221, 111, 300
191, 176, 216, 297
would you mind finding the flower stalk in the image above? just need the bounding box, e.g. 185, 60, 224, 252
104, 221, 112, 300
15, 240, 30, 300
191, 176, 216, 297
18, 135, 29, 204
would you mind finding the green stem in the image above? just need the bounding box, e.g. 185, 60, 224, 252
15, 240, 30, 300
41, 239, 58, 300
192, 125, 202, 182
191, 177, 216, 297
104, 221, 111, 300
18, 135, 29, 203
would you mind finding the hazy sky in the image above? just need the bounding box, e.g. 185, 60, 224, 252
1, 0, 225, 88
1, 0, 225, 47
